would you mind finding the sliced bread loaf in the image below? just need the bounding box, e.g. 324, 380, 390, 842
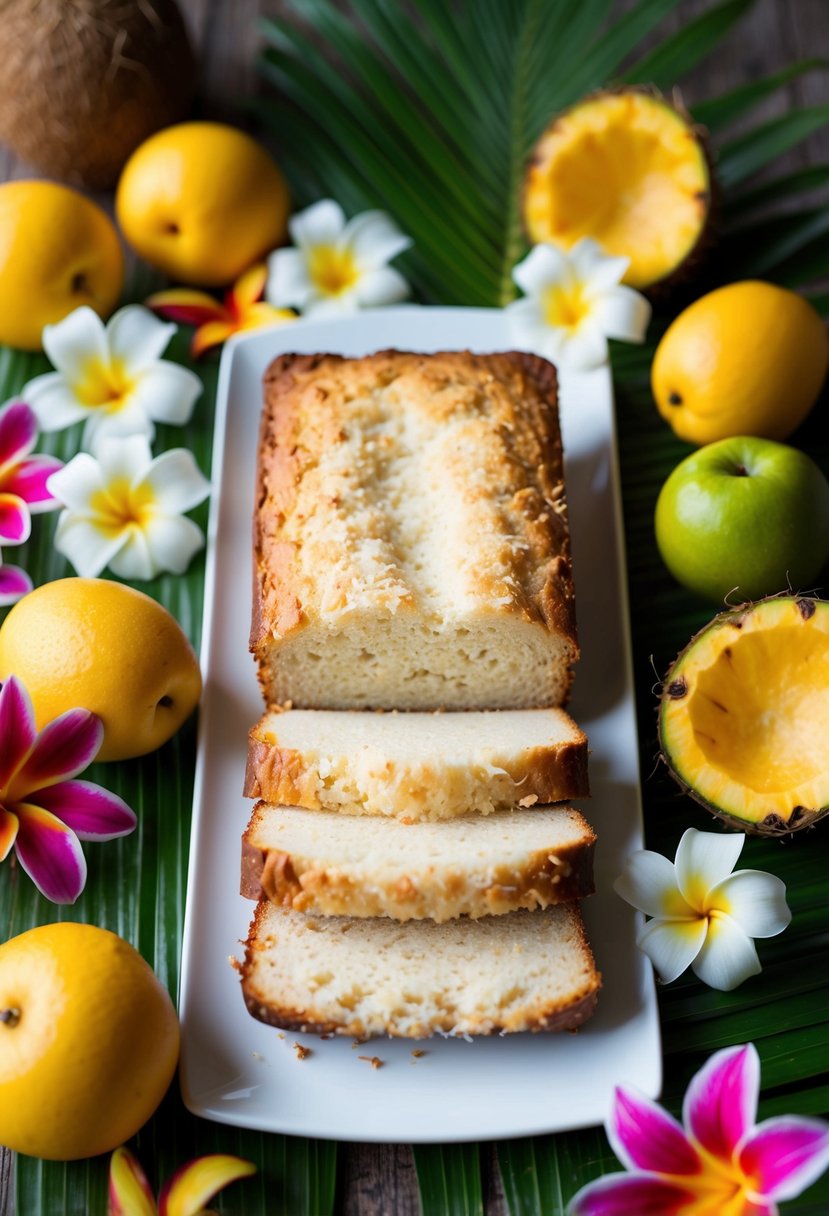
241, 902, 600, 1038
242, 803, 596, 920
251, 350, 578, 711
245, 706, 588, 819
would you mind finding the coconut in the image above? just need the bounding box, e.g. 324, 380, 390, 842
0, 0, 196, 191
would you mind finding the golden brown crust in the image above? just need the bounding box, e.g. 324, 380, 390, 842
250, 349, 578, 705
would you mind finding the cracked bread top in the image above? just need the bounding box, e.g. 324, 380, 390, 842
251, 349, 578, 709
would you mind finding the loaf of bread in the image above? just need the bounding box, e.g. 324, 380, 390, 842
241, 902, 600, 1038
250, 350, 578, 710
244, 706, 588, 819
241, 802, 596, 920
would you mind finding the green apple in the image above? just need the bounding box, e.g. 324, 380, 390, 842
655, 436, 829, 603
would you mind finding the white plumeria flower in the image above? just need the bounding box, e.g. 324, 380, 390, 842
266, 199, 412, 317
24, 306, 203, 448
506, 238, 651, 370
46, 435, 210, 581
614, 828, 791, 992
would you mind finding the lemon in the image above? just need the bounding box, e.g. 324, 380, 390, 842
115, 121, 290, 286
652, 281, 829, 444
0, 180, 123, 351
0, 578, 201, 762
0, 922, 179, 1160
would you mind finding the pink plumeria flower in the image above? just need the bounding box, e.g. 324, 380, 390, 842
0, 676, 135, 904
108, 1145, 256, 1216
0, 547, 32, 606
0, 399, 63, 546
569, 1043, 829, 1216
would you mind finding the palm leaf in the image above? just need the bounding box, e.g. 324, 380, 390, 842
413, 1145, 484, 1216
621, 0, 755, 89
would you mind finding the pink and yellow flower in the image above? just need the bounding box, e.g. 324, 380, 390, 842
0, 398, 62, 546
0, 675, 135, 904
569, 1043, 829, 1216
147, 263, 294, 358
108, 1146, 256, 1216
0, 548, 31, 606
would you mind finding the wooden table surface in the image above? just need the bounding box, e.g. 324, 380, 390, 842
1, 2, 827, 1213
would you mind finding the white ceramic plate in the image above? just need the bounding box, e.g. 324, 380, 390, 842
179, 307, 661, 1143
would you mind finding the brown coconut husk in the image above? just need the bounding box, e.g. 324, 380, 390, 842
0, 0, 196, 190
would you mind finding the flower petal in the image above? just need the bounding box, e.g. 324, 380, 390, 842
108, 1146, 157, 1216
266, 247, 315, 310
125, 363, 202, 428
353, 266, 411, 307
105, 527, 158, 581
52, 512, 130, 578
21, 372, 88, 434
13, 802, 87, 904
684, 1043, 760, 1164
0, 806, 20, 862
739, 1116, 829, 1202
568, 1172, 699, 1216
0, 493, 31, 545
106, 306, 177, 371
3, 455, 64, 512
608, 1086, 701, 1175
14, 708, 103, 792
158, 1155, 256, 1216
0, 675, 37, 790
569, 237, 630, 294
691, 914, 761, 991
592, 285, 652, 343
0, 560, 32, 606
47, 452, 108, 510
0, 400, 37, 467
636, 916, 707, 984
512, 243, 570, 296
33, 780, 136, 841
42, 306, 108, 383
140, 449, 210, 513
301, 293, 360, 318
146, 288, 226, 326
231, 263, 269, 310
557, 323, 609, 371
615, 850, 695, 919
191, 320, 236, 359
93, 434, 154, 483
118, 513, 204, 578
345, 210, 412, 268
675, 828, 745, 910
708, 870, 791, 939
289, 198, 346, 249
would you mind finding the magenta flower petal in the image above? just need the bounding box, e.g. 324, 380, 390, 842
0, 400, 37, 467
3, 454, 64, 511
0, 806, 20, 862
739, 1116, 829, 1202
34, 779, 136, 841
608, 1086, 701, 1176
568, 1171, 698, 1216
0, 492, 31, 544
684, 1043, 760, 1163
0, 559, 32, 606
0, 675, 37, 790
14, 708, 103, 792
13, 801, 87, 903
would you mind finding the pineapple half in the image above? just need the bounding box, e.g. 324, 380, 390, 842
523, 89, 711, 290
659, 597, 829, 835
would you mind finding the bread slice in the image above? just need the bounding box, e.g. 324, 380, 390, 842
241, 902, 600, 1038
250, 350, 578, 711
244, 706, 589, 819
241, 802, 596, 920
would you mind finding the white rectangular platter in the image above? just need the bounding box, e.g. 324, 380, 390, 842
179, 306, 661, 1143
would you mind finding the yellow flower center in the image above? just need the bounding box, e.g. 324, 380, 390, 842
89, 478, 156, 537
75, 358, 132, 410
543, 281, 591, 331
308, 245, 359, 296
